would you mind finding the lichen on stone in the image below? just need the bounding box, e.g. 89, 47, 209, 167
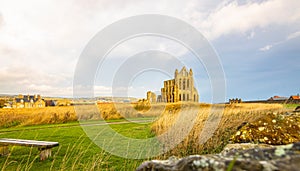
230, 112, 300, 145
136, 142, 300, 171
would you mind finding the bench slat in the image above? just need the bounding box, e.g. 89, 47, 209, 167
0, 138, 59, 161
0, 138, 59, 148
0, 138, 58, 144
0, 140, 58, 146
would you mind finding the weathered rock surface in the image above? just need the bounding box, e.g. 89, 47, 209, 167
136, 142, 300, 171
230, 112, 300, 145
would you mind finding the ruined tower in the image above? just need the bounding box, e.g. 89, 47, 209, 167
160, 67, 199, 103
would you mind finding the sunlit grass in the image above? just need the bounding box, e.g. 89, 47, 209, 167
0, 102, 295, 170
0, 122, 152, 170
151, 103, 285, 157
0, 103, 162, 128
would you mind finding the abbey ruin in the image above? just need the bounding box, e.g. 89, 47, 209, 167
154, 67, 199, 103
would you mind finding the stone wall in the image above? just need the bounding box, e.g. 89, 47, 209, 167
137, 142, 300, 171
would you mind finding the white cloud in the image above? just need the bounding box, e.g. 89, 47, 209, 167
259, 44, 273, 51
287, 31, 300, 40
27, 84, 73, 97
0, 0, 299, 97
94, 86, 112, 96
259, 30, 300, 51
197, 0, 300, 39
0, 66, 72, 96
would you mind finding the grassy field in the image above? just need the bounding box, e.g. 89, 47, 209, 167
0, 120, 153, 170
283, 103, 299, 109
0, 103, 162, 128
0, 102, 296, 170
151, 103, 287, 157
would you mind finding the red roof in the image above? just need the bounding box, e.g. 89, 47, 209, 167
290, 96, 300, 100
268, 96, 288, 101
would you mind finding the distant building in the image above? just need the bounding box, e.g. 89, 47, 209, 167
3, 102, 12, 108
229, 98, 242, 104
147, 91, 157, 103
45, 100, 57, 107
12, 94, 45, 108
266, 95, 288, 104
288, 94, 300, 104
160, 67, 199, 103
267, 95, 288, 101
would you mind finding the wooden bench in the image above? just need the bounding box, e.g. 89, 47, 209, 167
0, 138, 59, 161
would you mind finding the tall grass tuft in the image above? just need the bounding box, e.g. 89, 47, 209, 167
151, 103, 285, 158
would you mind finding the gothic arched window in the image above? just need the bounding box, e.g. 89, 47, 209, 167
179, 79, 182, 89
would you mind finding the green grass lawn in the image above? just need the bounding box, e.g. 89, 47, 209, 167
283, 103, 299, 109
0, 120, 155, 170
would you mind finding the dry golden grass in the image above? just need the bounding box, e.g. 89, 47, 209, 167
151, 103, 285, 157
0, 104, 110, 128
0, 102, 163, 128
0, 106, 78, 127
0, 102, 289, 157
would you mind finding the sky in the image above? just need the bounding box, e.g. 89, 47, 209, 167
0, 0, 299, 102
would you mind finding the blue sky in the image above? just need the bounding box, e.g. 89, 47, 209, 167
0, 0, 299, 102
